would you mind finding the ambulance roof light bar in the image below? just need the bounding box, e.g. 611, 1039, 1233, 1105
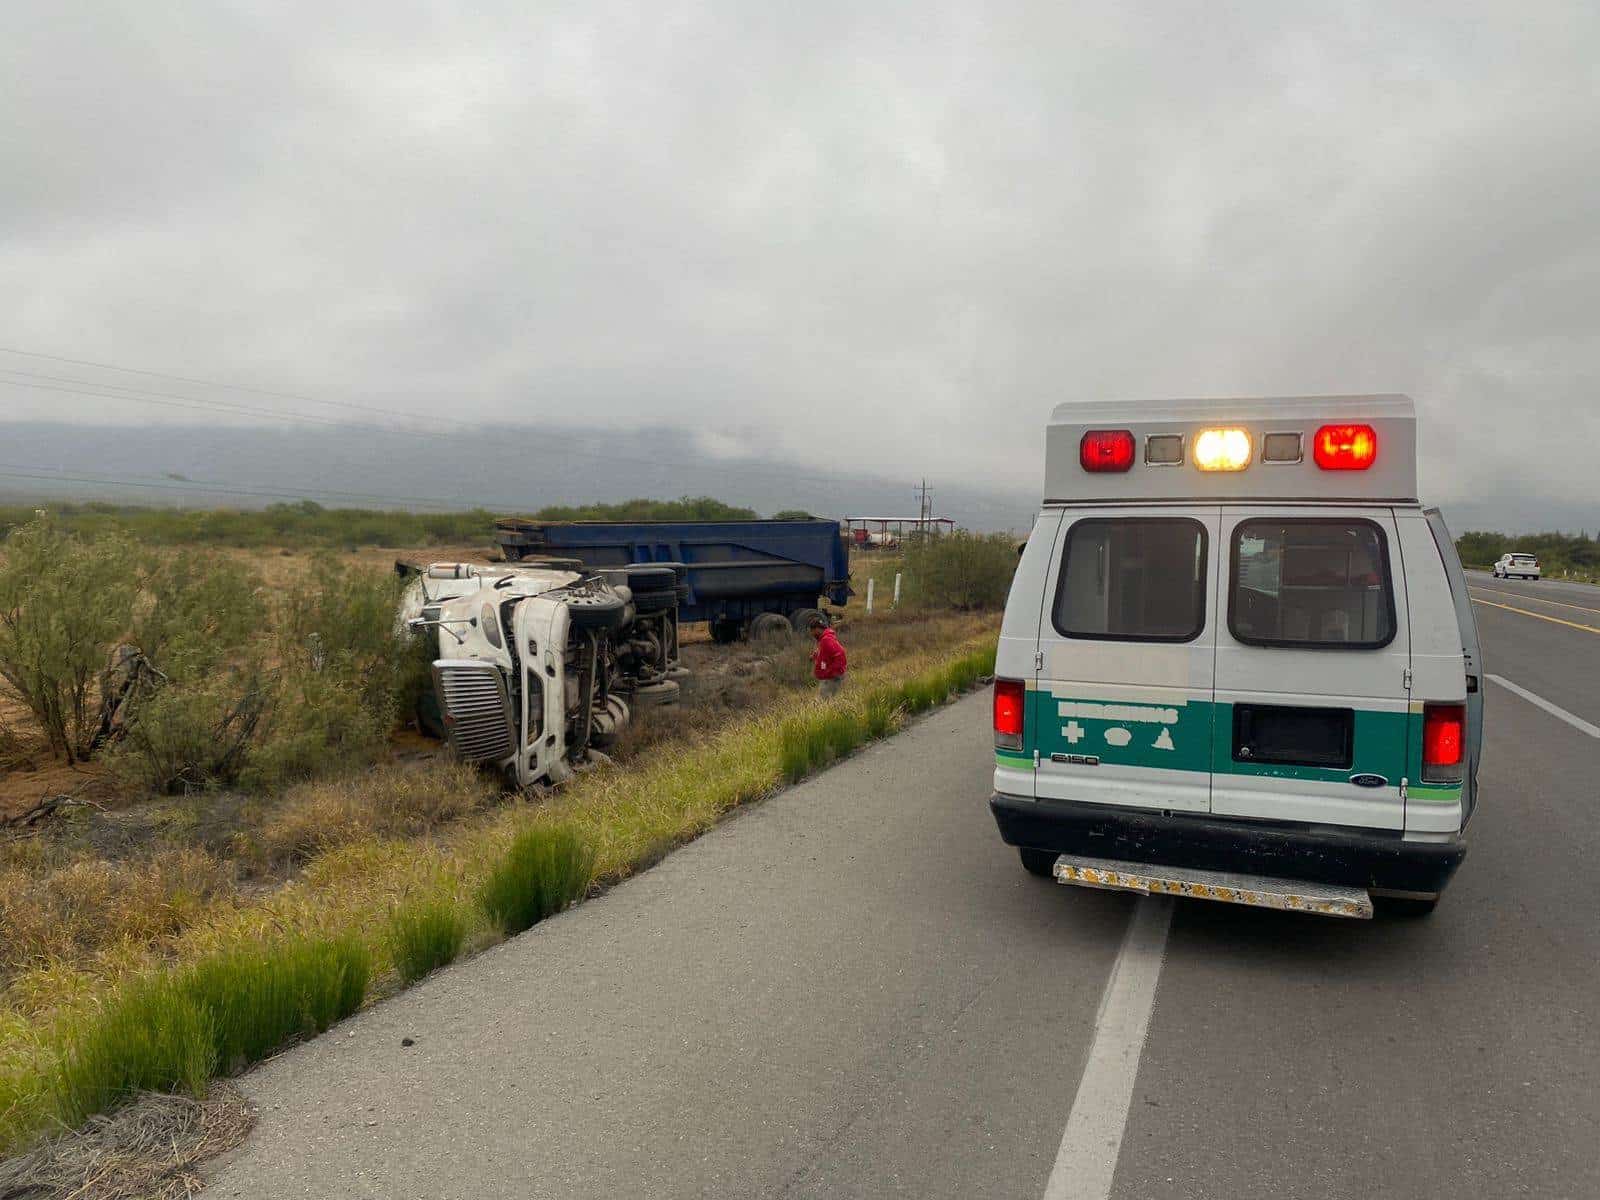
1045, 395, 1416, 503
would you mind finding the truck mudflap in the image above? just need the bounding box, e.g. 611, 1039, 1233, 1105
1052, 854, 1373, 919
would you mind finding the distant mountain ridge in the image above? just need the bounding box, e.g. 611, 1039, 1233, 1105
0, 422, 1039, 532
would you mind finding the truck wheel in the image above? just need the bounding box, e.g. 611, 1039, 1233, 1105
565, 589, 629, 632
1019, 848, 1058, 878
503, 546, 523, 562
709, 619, 741, 644
632, 679, 680, 707
750, 612, 790, 640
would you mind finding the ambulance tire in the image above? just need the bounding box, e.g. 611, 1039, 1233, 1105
1374, 894, 1438, 918
1018, 848, 1058, 878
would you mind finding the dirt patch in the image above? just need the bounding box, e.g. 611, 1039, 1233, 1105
0, 1084, 253, 1200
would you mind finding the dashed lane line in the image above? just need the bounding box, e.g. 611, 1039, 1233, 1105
1042, 896, 1175, 1200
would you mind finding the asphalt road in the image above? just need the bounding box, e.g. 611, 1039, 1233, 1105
211, 579, 1600, 1199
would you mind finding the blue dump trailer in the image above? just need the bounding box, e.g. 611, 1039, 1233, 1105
494, 517, 852, 643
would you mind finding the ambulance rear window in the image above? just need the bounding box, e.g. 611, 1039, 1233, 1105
1053, 518, 1207, 642
1230, 519, 1395, 649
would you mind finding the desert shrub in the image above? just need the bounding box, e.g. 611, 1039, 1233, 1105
477, 824, 594, 935
132, 548, 265, 677
900, 530, 1018, 611
243, 668, 392, 791
0, 519, 140, 762
276, 556, 407, 714
111, 666, 271, 793
52, 976, 215, 1125
253, 760, 497, 864
387, 896, 467, 983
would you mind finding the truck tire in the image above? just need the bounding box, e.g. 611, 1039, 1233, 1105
631, 679, 680, 707
790, 607, 829, 634
1019, 848, 1058, 878
503, 546, 523, 562
709, 619, 742, 644
564, 589, 629, 632
750, 612, 791, 641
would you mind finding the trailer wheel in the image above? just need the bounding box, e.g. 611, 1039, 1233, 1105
750, 612, 791, 641
790, 607, 829, 634
709, 619, 742, 644
1019, 848, 1057, 878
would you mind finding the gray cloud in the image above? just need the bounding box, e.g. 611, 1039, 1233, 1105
3, 1, 1597, 530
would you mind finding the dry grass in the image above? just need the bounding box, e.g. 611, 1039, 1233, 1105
0, 1082, 252, 1199
249, 760, 498, 866
0, 848, 237, 987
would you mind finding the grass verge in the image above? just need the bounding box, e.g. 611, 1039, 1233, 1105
1, 632, 997, 1157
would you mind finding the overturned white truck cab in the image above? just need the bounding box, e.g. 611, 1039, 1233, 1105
399, 560, 684, 787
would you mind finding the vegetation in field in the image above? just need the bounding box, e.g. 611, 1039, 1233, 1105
49, 933, 369, 1128
477, 824, 595, 935
0, 624, 1000, 1155
387, 896, 468, 984
1455, 529, 1600, 580
0, 494, 762, 551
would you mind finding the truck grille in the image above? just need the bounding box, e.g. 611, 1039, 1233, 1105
432, 661, 515, 763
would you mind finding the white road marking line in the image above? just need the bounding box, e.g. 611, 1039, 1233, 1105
1488, 674, 1600, 739
1043, 896, 1174, 1200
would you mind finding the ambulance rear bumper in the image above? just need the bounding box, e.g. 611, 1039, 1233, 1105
990, 793, 1465, 895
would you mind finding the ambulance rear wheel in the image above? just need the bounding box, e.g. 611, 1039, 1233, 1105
1018, 848, 1057, 878
1374, 894, 1438, 918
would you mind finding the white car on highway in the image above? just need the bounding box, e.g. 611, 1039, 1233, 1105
1492, 553, 1540, 580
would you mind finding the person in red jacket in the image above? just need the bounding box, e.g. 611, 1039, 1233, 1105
809, 616, 847, 698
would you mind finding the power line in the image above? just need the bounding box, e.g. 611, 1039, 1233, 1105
0, 345, 435, 423
0, 464, 488, 511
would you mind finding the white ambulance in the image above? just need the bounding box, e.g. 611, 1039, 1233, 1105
990, 396, 1483, 918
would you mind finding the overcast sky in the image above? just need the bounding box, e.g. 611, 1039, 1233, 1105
2, 2, 1597, 529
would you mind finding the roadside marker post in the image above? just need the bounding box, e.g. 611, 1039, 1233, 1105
893, 572, 902, 607
866, 577, 876, 613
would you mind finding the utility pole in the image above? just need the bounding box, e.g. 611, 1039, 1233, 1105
914, 478, 933, 535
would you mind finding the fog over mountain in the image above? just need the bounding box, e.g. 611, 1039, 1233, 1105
4, 3, 1598, 533
0, 422, 1038, 532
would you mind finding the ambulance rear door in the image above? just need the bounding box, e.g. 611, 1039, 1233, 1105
1212, 507, 1411, 830
1033, 506, 1221, 814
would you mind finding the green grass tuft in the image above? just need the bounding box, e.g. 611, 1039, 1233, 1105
477, 824, 595, 935
53, 977, 215, 1127
387, 896, 468, 984
179, 934, 370, 1075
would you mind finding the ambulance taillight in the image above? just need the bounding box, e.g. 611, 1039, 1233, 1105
1079, 430, 1135, 472
1313, 424, 1378, 470
1422, 703, 1466, 782
993, 678, 1025, 750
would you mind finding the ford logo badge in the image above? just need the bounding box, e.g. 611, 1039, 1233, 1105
1350, 773, 1387, 789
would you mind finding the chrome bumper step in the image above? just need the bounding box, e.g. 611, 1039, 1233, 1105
1052, 854, 1373, 919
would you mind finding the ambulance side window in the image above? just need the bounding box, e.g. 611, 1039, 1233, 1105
1052, 518, 1207, 642
1229, 519, 1395, 648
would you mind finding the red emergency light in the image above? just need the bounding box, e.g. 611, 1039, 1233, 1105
1080, 429, 1135, 473
1422, 702, 1465, 781
993, 678, 1025, 750
1313, 424, 1378, 471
